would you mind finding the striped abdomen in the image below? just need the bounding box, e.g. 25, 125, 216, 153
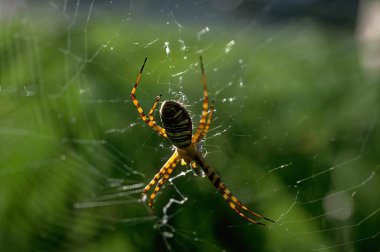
160, 100, 192, 148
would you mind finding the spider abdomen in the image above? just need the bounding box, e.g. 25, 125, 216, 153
160, 100, 192, 148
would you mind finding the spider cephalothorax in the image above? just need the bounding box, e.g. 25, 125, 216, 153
130, 56, 274, 225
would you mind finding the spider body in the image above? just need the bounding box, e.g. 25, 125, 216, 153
130, 56, 274, 225
160, 100, 192, 148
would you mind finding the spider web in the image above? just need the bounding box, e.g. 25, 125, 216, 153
1, 0, 379, 251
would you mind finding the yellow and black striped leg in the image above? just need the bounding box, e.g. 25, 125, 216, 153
130, 58, 168, 138
147, 94, 163, 122
148, 159, 179, 212
141, 152, 179, 202
192, 55, 210, 142
190, 160, 205, 177
194, 154, 275, 225
197, 100, 215, 141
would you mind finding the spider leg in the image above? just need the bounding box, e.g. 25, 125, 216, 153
196, 100, 215, 141
130, 58, 168, 139
147, 94, 163, 122
141, 152, 179, 202
190, 160, 205, 177
148, 159, 179, 212
194, 154, 275, 225
192, 55, 210, 143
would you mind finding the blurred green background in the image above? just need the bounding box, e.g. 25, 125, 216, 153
0, 1, 379, 251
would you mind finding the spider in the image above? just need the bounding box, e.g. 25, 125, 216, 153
130, 56, 275, 225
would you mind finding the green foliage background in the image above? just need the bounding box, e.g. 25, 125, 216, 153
0, 6, 379, 252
